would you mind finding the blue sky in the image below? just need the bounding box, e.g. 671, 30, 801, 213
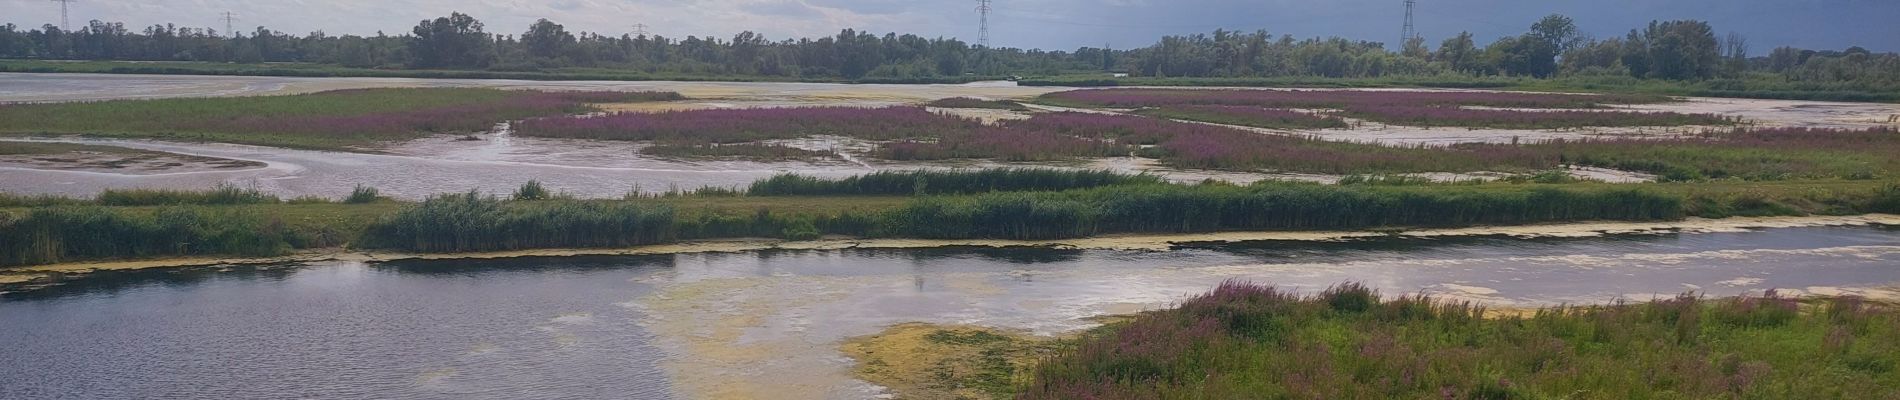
4, 0, 1896, 52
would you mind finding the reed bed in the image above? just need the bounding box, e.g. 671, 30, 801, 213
1022, 281, 1900, 399
354, 191, 675, 253
1006, 112, 1553, 173
1040, 88, 1667, 109
0, 206, 311, 266
93, 184, 280, 206
514, 106, 982, 143
1527, 127, 1900, 181
1137, 105, 1349, 130
881, 182, 1681, 240
638, 143, 839, 161
1039, 88, 1722, 129
1345, 105, 1733, 129
924, 97, 1030, 111
747, 169, 1165, 196
0, 88, 680, 149
4, 177, 1895, 265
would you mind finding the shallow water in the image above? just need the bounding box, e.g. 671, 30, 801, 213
3, 225, 1896, 399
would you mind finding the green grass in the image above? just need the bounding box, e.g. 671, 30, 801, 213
1021, 281, 1900, 399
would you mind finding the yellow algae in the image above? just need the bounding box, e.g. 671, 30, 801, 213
840, 323, 1059, 400
640, 276, 862, 400
0, 274, 39, 285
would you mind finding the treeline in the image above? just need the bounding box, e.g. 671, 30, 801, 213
4, 12, 1892, 89
0, 13, 1095, 79
1126, 16, 1893, 87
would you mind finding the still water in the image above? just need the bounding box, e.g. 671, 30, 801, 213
2, 226, 1897, 399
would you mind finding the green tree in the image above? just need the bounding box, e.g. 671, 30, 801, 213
521, 19, 574, 61
1437, 32, 1479, 73
407, 12, 492, 68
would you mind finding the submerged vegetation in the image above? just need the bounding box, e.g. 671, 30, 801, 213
1021, 281, 1900, 399
925, 97, 1031, 111
0, 88, 682, 150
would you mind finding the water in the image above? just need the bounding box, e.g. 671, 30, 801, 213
3, 226, 1897, 399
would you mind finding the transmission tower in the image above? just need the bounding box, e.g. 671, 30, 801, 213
975, 0, 992, 47
50, 0, 77, 31
221, 11, 240, 38
631, 23, 648, 37
1400, 0, 1417, 46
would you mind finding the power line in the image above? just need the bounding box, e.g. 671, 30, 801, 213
221, 11, 240, 38
631, 23, 648, 37
1401, 0, 1418, 45
50, 0, 77, 31
976, 0, 992, 47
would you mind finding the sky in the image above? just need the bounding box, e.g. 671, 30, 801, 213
4, 0, 1897, 53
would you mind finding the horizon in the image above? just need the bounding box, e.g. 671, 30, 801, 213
2, 0, 1896, 53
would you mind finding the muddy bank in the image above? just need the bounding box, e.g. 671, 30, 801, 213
7, 214, 1895, 289
0, 145, 264, 175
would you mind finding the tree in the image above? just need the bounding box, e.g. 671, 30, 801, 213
1627, 20, 1719, 80
1485, 35, 1558, 77
408, 12, 492, 68
1436, 32, 1479, 73
521, 19, 574, 61
1530, 14, 1582, 53
1560, 38, 1624, 74
1400, 36, 1429, 59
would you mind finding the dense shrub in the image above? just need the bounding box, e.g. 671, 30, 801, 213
0, 206, 299, 266
355, 192, 675, 253
1023, 281, 1900, 399
880, 183, 1681, 240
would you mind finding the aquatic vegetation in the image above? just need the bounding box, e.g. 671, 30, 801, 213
515, 106, 983, 143
355, 191, 676, 253
0, 88, 681, 150
94, 183, 280, 206
638, 143, 839, 161
345, 185, 384, 204
924, 97, 1030, 111
1343, 104, 1732, 129
747, 169, 1165, 196
1528, 127, 1900, 181
1004, 112, 1552, 173
881, 182, 1682, 240
0, 206, 305, 266
512, 181, 553, 201
1022, 281, 1900, 399
1040, 88, 1668, 109
5, 175, 1893, 265
1136, 105, 1349, 130
1039, 88, 1724, 129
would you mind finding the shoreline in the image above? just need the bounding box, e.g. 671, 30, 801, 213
5, 213, 1896, 288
